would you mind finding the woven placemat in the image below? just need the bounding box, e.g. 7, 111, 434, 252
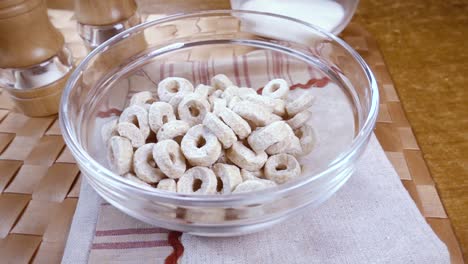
0, 10, 463, 263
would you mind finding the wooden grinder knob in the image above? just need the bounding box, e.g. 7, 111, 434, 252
74, 0, 140, 50
0, 0, 64, 68
0, 0, 72, 117
75, 0, 138, 26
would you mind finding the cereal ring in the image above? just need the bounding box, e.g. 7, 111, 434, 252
208, 89, 223, 105
117, 122, 145, 148
107, 136, 133, 175
272, 99, 286, 116
266, 134, 302, 156
227, 96, 243, 109
216, 150, 230, 164
233, 179, 276, 193
231, 100, 281, 127
247, 121, 290, 152
218, 108, 251, 139
177, 166, 217, 194
157, 178, 177, 192
240, 169, 264, 181
213, 163, 242, 194
264, 154, 301, 184
129, 91, 156, 107
194, 84, 215, 98
153, 139, 186, 179
295, 124, 316, 156
241, 93, 275, 112
287, 110, 312, 129
211, 74, 233, 91
148, 102, 176, 133
222, 86, 256, 103
221, 86, 238, 103
134, 143, 165, 183
157, 77, 193, 102
203, 113, 237, 149
178, 95, 211, 126
101, 119, 118, 144
262, 79, 289, 99
181, 124, 222, 166
157, 120, 190, 143
168, 90, 192, 111
265, 123, 302, 156
123, 173, 152, 187
119, 105, 150, 139
286, 93, 314, 116
226, 141, 267, 171
241, 94, 285, 116
212, 98, 227, 116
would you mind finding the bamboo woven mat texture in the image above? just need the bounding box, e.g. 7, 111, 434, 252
0, 9, 463, 264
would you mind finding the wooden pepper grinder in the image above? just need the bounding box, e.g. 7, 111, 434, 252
0, 0, 73, 117
75, 0, 140, 50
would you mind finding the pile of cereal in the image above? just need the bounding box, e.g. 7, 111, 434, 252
102, 74, 315, 194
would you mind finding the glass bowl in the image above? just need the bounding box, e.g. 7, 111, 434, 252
60, 10, 378, 236
230, 0, 360, 35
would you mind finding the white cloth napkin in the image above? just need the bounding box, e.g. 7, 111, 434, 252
62, 135, 449, 263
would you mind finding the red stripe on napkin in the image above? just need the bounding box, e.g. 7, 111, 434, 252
92, 240, 170, 250
95, 228, 168, 236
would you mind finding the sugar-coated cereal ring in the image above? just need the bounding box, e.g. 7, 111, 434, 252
218, 108, 251, 139
148, 102, 176, 134
119, 105, 150, 139
266, 123, 302, 156
213, 163, 242, 194
157, 178, 177, 192
211, 74, 233, 91
233, 179, 276, 193
295, 124, 316, 156
240, 169, 264, 181
181, 124, 222, 166
231, 100, 281, 127
123, 173, 152, 187
134, 143, 165, 183
286, 93, 314, 116
226, 141, 267, 171
212, 98, 227, 116
208, 89, 223, 106
266, 134, 302, 156
262, 78, 289, 99
153, 139, 186, 179
227, 96, 243, 109
241, 93, 275, 112
177, 166, 217, 194
117, 122, 145, 148
203, 112, 237, 149
129, 91, 156, 107
222, 86, 256, 103
194, 84, 215, 98
101, 119, 118, 144
157, 120, 190, 143
157, 77, 194, 102
247, 121, 290, 153
264, 154, 301, 184
287, 110, 312, 129
107, 136, 133, 175
177, 95, 211, 126
168, 90, 192, 112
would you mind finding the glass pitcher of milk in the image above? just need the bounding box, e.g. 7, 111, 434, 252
230, 0, 359, 35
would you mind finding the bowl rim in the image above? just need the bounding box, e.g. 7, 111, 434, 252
60, 9, 379, 205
